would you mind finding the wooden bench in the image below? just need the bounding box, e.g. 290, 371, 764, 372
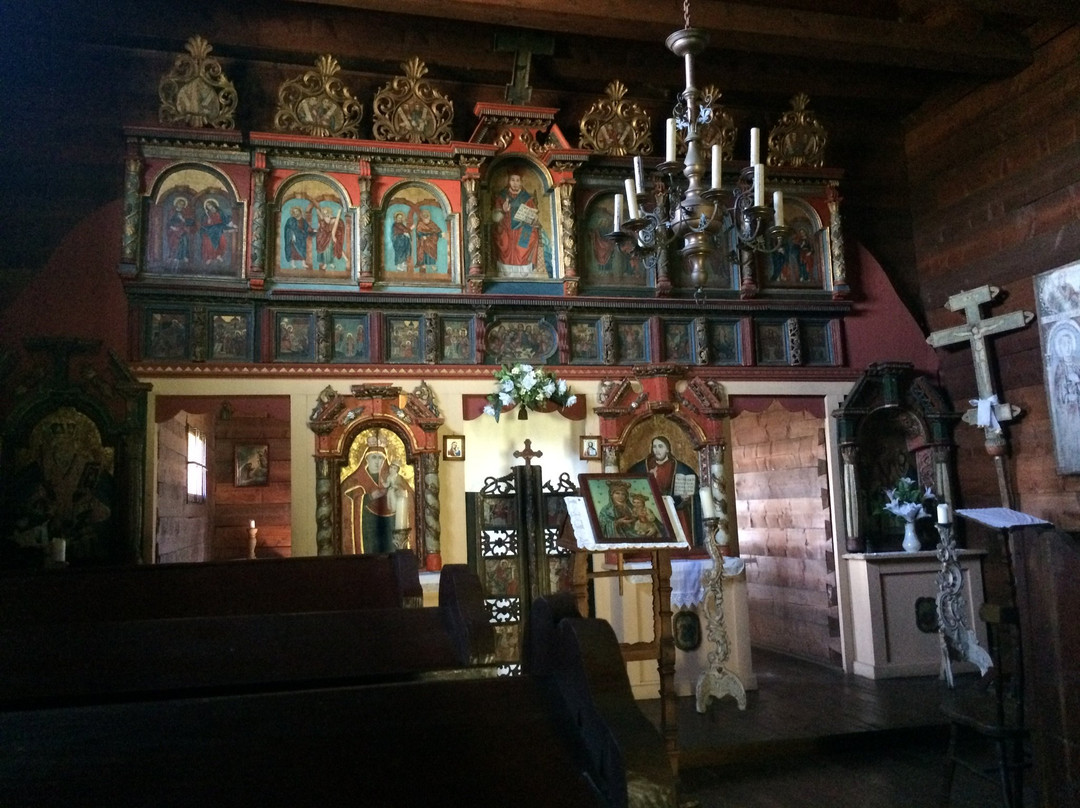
0, 556, 492, 707
0, 551, 423, 623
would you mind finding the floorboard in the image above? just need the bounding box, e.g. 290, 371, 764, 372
638, 647, 1036, 808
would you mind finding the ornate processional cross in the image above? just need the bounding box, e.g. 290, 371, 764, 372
925, 284, 1034, 507
513, 439, 543, 467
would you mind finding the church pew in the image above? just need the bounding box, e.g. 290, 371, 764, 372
0, 607, 467, 706
0, 675, 612, 808
0, 559, 494, 708
0, 551, 424, 623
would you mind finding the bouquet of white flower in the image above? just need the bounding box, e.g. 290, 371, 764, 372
880, 476, 935, 523
483, 364, 577, 422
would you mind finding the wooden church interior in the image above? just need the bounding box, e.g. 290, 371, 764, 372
2, 0, 1079, 805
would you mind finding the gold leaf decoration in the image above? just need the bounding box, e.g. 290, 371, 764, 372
273, 54, 363, 139
371, 57, 454, 144
579, 81, 653, 157
767, 93, 827, 168
158, 35, 237, 129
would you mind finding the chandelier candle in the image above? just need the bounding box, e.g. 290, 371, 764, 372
624, 178, 640, 219
711, 144, 722, 190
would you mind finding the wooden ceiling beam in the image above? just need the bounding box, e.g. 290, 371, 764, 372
289, 0, 1033, 76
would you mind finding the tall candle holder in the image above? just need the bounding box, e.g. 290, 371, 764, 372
393, 527, 412, 551
934, 513, 991, 687
695, 500, 747, 712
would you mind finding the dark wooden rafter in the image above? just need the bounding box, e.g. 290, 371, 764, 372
288, 0, 1033, 76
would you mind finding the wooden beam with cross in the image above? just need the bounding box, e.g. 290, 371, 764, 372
925, 284, 1034, 507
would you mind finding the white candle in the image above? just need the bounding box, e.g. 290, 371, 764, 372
633, 156, 645, 196
699, 487, 717, 519
613, 194, 624, 232
773, 190, 785, 227
754, 164, 765, 207
249, 519, 256, 529
750, 127, 760, 166
937, 503, 952, 524
396, 505, 410, 530
666, 118, 677, 163
50, 537, 66, 563
711, 144, 722, 190
624, 178, 639, 219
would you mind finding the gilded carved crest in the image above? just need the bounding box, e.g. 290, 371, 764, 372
689, 86, 736, 160
767, 93, 827, 168
371, 57, 454, 144
158, 36, 237, 129
578, 81, 652, 157
273, 55, 363, 138
671, 85, 735, 159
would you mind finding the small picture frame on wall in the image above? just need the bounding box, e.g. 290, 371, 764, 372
442, 435, 465, 461
579, 435, 601, 461
235, 444, 269, 487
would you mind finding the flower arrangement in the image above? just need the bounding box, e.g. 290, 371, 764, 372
483, 364, 577, 422
879, 476, 935, 523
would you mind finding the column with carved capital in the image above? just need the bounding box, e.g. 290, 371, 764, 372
422, 452, 442, 570
463, 173, 484, 294
120, 154, 142, 275
358, 175, 374, 289
249, 161, 268, 287
840, 443, 863, 552
826, 183, 848, 299
557, 180, 579, 295
315, 458, 334, 555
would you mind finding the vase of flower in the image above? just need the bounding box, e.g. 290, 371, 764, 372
902, 519, 921, 553
878, 476, 934, 553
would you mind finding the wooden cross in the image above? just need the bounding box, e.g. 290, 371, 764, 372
513, 439, 543, 467
926, 284, 1033, 507
494, 32, 554, 106
926, 285, 1033, 430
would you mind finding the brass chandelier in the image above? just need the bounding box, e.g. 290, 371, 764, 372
611, 0, 791, 295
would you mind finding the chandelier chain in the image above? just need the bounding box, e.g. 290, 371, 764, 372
683, 0, 691, 29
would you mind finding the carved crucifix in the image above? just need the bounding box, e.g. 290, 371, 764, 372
513, 439, 543, 466
925, 285, 1034, 507
494, 31, 554, 105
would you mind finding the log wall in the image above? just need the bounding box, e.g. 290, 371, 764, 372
906, 22, 1080, 529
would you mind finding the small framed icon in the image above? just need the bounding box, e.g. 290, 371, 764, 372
579, 435, 601, 461
442, 435, 466, 461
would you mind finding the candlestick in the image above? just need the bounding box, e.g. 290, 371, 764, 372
613, 194, 624, 232
633, 156, 645, 195
624, 178, 640, 219
773, 190, 784, 227
666, 118, 677, 163
247, 526, 258, 560
754, 164, 765, 207
699, 487, 717, 519
937, 503, 952, 524
711, 144, 722, 190
750, 127, 760, 166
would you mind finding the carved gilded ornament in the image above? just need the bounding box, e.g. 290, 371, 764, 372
371, 57, 454, 145
274, 55, 363, 139
158, 36, 238, 130
679, 86, 736, 160
579, 81, 653, 157
766, 93, 827, 169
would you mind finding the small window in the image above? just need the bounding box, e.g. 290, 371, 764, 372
186, 425, 207, 503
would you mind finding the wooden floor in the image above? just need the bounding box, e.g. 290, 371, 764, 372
640, 648, 1034, 808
